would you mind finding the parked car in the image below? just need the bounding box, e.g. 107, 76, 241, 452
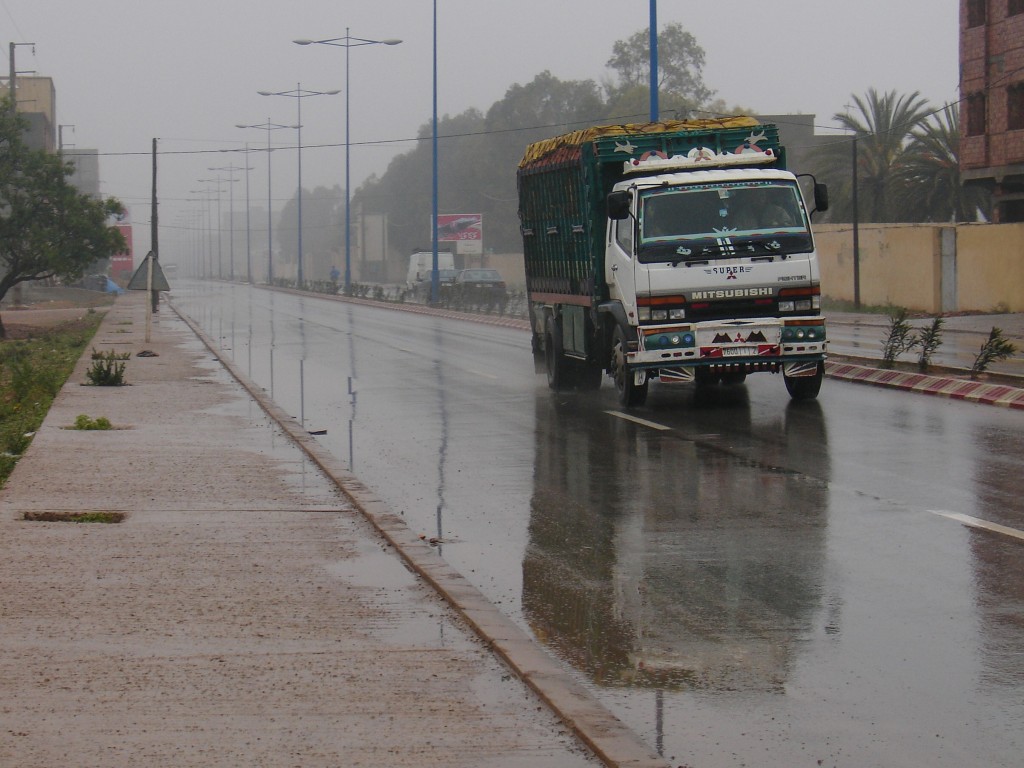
412, 269, 460, 302
449, 268, 507, 310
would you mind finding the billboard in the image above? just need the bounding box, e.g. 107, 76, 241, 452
437, 213, 482, 255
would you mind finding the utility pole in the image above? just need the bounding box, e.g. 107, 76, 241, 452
151, 138, 159, 312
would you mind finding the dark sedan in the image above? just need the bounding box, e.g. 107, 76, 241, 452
449, 268, 507, 311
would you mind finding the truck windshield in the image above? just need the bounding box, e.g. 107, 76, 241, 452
638, 181, 812, 262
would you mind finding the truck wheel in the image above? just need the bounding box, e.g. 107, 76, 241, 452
612, 326, 648, 407
785, 362, 824, 400
545, 316, 576, 390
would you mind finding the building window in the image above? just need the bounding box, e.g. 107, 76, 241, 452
1009, 84, 1024, 130
967, 0, 986, 27
1010, 0, 1024, 16
967, 93, 987, 136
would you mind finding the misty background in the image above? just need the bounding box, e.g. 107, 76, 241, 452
2, 0, 960, 272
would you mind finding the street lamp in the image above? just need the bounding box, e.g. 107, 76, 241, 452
237, 119, 296, 285
258, 84, 340, 288
294, 31, 401, 292
197, 177, 227, 278
209, 164, 246, 282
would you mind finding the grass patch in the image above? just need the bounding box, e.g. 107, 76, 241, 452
23, 511, 125, 523
72, 414, 113, 430
0, 315, 103, 488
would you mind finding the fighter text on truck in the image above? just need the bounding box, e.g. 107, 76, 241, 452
517, 117, 829, 406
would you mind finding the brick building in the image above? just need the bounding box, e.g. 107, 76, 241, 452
960, 0, 1024, 221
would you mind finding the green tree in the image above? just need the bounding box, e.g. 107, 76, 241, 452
604, 23, 713, 118
0, 100, 125, 337
809, 89, 932, 223
898, 104, 991, 222
275, 184, 344, 281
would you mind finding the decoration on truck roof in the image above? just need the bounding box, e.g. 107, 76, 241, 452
518, 116, 760, 167
623, 131, 777, 174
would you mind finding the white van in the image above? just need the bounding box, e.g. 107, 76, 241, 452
407, 250, 455, 287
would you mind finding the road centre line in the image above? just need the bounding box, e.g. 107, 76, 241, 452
604, 410, 672, 431
930, 510, 1024, 542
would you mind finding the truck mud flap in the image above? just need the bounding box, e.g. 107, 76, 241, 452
784, 360, 821, 378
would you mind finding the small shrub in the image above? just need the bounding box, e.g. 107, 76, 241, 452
86, 349, 128, 386
970, 327, 1018, 379
916, 317, 945, 372
880, 307, 919, 368
73, 414, 113, 430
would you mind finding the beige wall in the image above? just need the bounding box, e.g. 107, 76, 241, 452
816, 222, 1024, 313
956, 223, 1024, 312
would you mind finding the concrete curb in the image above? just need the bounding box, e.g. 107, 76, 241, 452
170, 301, 668, 768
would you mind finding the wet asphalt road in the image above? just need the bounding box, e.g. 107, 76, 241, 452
173, 281, 1024, 768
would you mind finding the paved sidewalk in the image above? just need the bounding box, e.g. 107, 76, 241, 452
0, 293, 661, 768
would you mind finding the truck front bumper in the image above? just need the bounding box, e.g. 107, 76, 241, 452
627, 316, 827, 382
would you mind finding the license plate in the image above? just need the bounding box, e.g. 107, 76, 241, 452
723, 346, 755, 357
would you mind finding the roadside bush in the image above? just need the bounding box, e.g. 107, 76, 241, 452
971, 327, 1017, 379
916, 317, 945, 372
86, 349, 129, 386
73, 414, 113, 430
881, 307, 919, 368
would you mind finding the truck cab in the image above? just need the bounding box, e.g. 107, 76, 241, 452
604, 167, 827, 404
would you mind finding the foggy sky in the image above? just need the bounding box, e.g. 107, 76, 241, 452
3, 1, 959, 256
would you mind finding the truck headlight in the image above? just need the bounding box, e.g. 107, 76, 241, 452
638, 307, 651, 321
779, 300, 795, 312
669, 308, 686, 320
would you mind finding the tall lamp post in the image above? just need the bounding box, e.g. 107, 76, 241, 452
258, 84, 339, 288
209, 163, 245, 282
294, 31, 401, 292
197, 177, 226, 278
238, 119, 296, 284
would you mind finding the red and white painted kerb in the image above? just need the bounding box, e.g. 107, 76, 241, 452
826, 361, 1024, 409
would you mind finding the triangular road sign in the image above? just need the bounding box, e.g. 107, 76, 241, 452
126, 251, 171, 292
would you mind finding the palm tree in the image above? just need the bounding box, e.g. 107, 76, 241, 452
810, 88, 932, 222
898, 104, 991, 222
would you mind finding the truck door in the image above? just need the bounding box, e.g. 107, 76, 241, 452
606, 215, 640, 326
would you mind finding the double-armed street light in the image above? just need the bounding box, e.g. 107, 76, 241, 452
258, 85, 340, 288
197, 177, 228, 278
237, 119, 297, 285
294, 31, 401, 292
208, 164, 245, 282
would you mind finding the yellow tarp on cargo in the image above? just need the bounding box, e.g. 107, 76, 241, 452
519, 116, 761, 168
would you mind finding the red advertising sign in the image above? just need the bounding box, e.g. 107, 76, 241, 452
110, 224, 134, 281
436, 214, 482, 241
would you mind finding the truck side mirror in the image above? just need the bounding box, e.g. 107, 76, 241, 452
814, 183, 829, 213
606, 191, 632, 220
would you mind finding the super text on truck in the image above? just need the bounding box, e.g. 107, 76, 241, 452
517, 117, 829, 407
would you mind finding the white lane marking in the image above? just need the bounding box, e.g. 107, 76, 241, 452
930, 510, 1024, 542
604, 410, 671, 431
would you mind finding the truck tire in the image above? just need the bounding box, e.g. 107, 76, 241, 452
785, 362, 824, 400
545, 316, 576, 391
612, 326, 648, 407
